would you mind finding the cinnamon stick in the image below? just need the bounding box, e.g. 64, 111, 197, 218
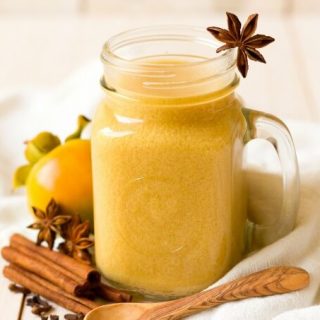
10, 240, 84, 284
99, 283, 132, 303
17, 266, 99, 310
3, 264, 97, 314
2, 246, 83, 296
8, 233, 132, 303
10, 234, 100, 283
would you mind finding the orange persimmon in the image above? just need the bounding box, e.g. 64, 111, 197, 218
14, 116, 93, 227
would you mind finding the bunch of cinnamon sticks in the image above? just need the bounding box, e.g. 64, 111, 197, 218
1, 234, 132, 315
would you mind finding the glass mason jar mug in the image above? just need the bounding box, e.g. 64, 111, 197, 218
91, 26, 299, 299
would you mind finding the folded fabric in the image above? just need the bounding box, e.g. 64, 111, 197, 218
1, 62, 320, 319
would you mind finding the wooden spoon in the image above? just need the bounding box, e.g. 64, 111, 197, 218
85, 266, 309, 320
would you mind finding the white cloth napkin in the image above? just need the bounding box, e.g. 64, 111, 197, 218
1, 62, 320, 319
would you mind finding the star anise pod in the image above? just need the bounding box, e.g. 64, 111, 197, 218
58, 214, 94, 264
207, 12, 275, 77
27, 199, 72, 249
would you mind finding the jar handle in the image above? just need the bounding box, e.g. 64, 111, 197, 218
242, 108, 300, 248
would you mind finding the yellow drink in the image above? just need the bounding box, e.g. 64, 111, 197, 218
92, 56, 247, 298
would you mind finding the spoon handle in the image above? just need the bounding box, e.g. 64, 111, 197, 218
140, 266, 309, 320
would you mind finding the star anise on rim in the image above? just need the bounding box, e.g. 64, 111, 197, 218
58, 214, 94, 264
207, 12, 275, 77
27, 199, 72, 249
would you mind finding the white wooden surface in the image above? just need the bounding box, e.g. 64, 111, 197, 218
0, 10, 319, 320
0, 0, 320, 14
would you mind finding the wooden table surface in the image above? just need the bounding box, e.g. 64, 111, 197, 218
0, 12, 319, 319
